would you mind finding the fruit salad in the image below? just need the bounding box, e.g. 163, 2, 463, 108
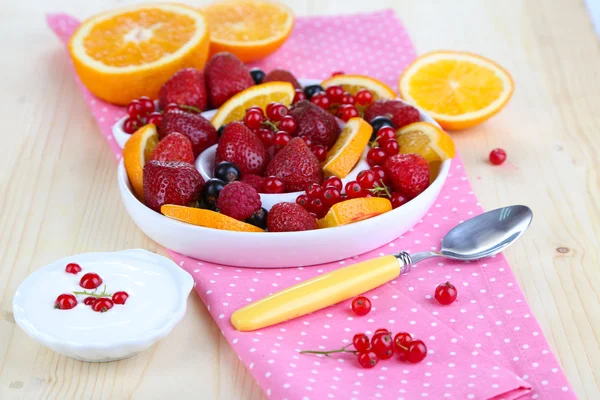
122, 51, 456, 233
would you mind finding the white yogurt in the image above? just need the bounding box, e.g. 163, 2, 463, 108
13, 249, 194, 361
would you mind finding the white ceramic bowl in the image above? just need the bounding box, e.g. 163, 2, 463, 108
13, 249, 194, 362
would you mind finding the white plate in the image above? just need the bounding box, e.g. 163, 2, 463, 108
13, 249, 194, 362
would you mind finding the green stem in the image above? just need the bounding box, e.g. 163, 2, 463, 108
73, 285, 112, 298
261, 120, 279, 131
300, 344, 357, 357
179, 105, 202, 114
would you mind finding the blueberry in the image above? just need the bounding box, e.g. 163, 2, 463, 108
369, 116, 395, 140
201, 178, 226, 210
214, 162, 241, 183
249, 68, 266, 85
246, 207, 268, 229
217, 124, 226, 139
303, 84, 325, 100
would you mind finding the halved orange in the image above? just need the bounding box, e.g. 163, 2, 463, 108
399, 51, 514, 130
211, 82, 295, 129
161, 205, 264, 232
202, 0, 294, 62
123, 124, 159, 200
322, 117, 372, 178
69, 4, 210, 105
317, 198, 392, 229
321, 75, 396, 100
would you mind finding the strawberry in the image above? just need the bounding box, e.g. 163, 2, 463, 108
288, 100, 341, 148
263, 69, 302, 89
149, 132, 195, 164
364, 100, 420, 129
267, 202, 318, 232
159, 108, 217, 157
143, 161, 205, 212
383, 154, 430, 198
265, 137, 323, 192
205, 52, 254, 108
215, 122, 268, 175
158, 68, 207, 111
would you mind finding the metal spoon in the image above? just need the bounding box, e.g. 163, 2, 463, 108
232, 205, 533, 331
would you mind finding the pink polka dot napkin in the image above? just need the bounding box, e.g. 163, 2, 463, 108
48, 10, 574, 400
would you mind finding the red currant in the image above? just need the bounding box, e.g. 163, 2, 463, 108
322, 187, 341, 206
126, 99, 145, 119
435, 282, 458, 305
83, 297, 97, 306
244, 109, 263, 129
382, 139, 400, 155
266, 102, 288, 122
356, 170, 378, 189
307, 198, 325, 216
355, 89, 374, 106
357, 351, 378, 368
296, 194, 309, 208
122, 117, 140, 134
112, 291, 129, 305
393, 332, 412, 353
247, 106, 264, 116
351, 296, 371, 316
366, 148, 388, 167
311, 92, 330, 109
164, 103, 181, 113
311, 145, 327, 162
376, 127, 396, 142
273, 132, 291, 148
371, 332, 394, 359
338, 104, 359, 122
323, 176, 343, 191
352, 333, 370, 352
373, 328, 390, 336
390, 192, 408, 209
65, 263, 81, 274
257, 129, 275, 147
345, 181, 365, 198
340, 92, 356, 105
264, 176, 286, 194
54, 294, 77, 310
325, 85, 344, 103
293, 89, 306, 104
370, 166, 389, 186
489, 148, 507, 165
138, 96, 155, 115
79, 273, 103, 290
405, 340, 427, 363
146, 112, 163, 127
299, 136, 313, 147
331, 71, 345, 76
92, 298, 114, 313
306, 183, 324, 200
279, 115, 297, 134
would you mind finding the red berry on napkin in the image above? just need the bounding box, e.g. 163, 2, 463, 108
435, 282, 458, 305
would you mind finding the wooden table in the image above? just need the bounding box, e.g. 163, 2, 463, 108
1, 0, 598, 398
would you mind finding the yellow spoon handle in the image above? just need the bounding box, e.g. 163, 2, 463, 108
231, 255, 404, 332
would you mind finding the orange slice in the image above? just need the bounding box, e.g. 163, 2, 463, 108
322, 117, 372, 178
396, 122, 456, 163
161, 205, 264, 232
123, 124, 159, 201
69, 4, 209, 105
202, 0, 294, 62
211, 82, 295, 129
321, 75, 396, 100
399, 51, 514, 130
317, 198, 392, 229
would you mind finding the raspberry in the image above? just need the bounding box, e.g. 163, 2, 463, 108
241, 174, 266, 192
217, 181, 262, 220
267, 202, 318, 232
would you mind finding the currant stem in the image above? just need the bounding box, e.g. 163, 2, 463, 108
179, 105, 201, 114
73, 285, 112, 298
299, 344, 358, 357
261, 120, 279, 131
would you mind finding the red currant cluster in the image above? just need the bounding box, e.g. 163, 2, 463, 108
311, 85, 374, 122
295, 176, 345, 218
366, 126, 400, 167
54, 263, 129, 313
341, 167, 407, 209
300, 328, 428, 369
122, 96, 164, 134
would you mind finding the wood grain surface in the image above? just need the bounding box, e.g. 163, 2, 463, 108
0, 0, 598, 399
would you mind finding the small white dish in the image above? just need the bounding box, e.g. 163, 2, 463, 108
12, 249, 194, 362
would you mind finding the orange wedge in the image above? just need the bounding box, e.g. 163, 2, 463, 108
322, 117, 372, 178
399, 51, 514, 130
161, 205, 264, 232
321, 75, 396, 100
202, 0, 294, 62
123, 124, 159, 200
396, 122, 456, 163
317, 198, 392, 229
211, 82, 295, 129
69, 4, 209, 105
